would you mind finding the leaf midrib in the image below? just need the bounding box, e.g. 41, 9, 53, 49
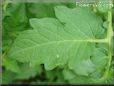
10, 39, 107, 56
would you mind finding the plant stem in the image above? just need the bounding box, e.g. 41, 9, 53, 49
100, 2, 113, 81
3, 0, 8, 11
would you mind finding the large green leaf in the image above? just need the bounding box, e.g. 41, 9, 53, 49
8, 6, 105, 76
54, 6, 104, 39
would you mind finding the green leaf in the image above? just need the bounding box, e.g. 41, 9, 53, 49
2, 3, 28, 53
8, 6, 105, 76
69, 75, 92, 84
27, 3, 76, 18
2, 63, 41, 83
27, 3, 55, 18
46, 69, 65, 82
103, 21, 109, 29
2, 70, 16, 84
3, 58, 20, 73
97, 0, 111, 13
5, 3, 27, 24
62, 69, 93, 84
15, 63, 41, 79
62, 69, 75, 80
54, 6, 104, 39
91, 47, 108, 69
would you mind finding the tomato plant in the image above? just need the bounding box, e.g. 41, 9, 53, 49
1, 0, 114, 85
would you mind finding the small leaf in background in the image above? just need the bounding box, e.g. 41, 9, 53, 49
62, 69, 75, 80
3, 58, 20, 73
15, 63, 41, 79
103, 21, 109, 29
27, 3, 56, 18
97, 0, 111, 13
2, 70, 16, 84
